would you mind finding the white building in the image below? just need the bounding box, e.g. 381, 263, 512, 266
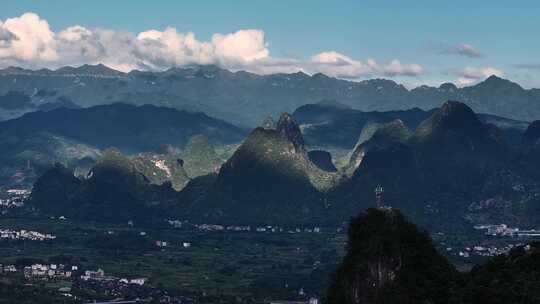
130, 278, 147, 285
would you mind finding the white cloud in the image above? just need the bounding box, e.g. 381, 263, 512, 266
0, 13, 57, 62
431, 41, 483, 58
0, 12, 425, 78
309, 51, 373, 78
382, 59, 424, 77
454, 43, 483, 58
456, 66, 504, 86
136, 28, 214, 68
307, 51, 423, 78
211, 29, 269, 62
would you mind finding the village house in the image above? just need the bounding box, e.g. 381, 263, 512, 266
129, 278, 147, 285
23, 264, 74, 280
81, 269, 105, 281
156, 240, 168, 247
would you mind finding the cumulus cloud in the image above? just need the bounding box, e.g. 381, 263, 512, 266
308, 51, 423, 78
309, 51, 373, 78
456, 66, 504, 86
431, 41, 483, 58
0, 13, 57, 62
0, 12, 424, 78
212, 29, 269, 62
382, 59, 424, 77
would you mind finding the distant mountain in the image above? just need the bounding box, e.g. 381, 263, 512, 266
522, 120, 540, 147
29, 149, 178, 223
190, 113, 335, 225
517, 120, 540, 180
27, 113, 337, 225
130, 134, 234, 191
293, 101, 434, 149
327, 101, 540, 231
26, 101, 540, 229
411, 100, 508, 162
1, 64, 540, 126
0, 91, 33, 110
294, 100, 528, 149
28, 137, 241, 221
0, 91, 35, 121
0, 64, 125, 77
36, 98, 81, 112
0, 103, 245, 189
132, 151, 190, 191
179, 135, 231, 178
53, 64, 126, 77
0, 131, 101, 188
410, 101, 510, 203
29, 163, 83, 213
0, 103, 246, 153
347, 119, 412, 173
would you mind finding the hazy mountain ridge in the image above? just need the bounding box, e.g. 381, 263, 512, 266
294, 101, 528, 149
0, 103, 245, 153
1, 64, 540, 127
0, 103, 245, 189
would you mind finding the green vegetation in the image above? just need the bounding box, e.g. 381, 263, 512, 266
0, 102, 245, 189
0, 217, 345, 303
327, 208, 458, 304
327, 208, 540, 304
461, 242, 540, 304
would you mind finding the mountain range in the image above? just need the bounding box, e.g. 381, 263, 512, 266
1, 64, 540, 127
1, 63, 539, 231
330, 100, 538, 231
293, 100, 529, 149
27, 101, 540, 231
0, 103, 244, 188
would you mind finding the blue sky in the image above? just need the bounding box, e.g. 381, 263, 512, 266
1, 0, 539, 87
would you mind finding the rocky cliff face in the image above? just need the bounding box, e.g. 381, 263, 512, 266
261, 116, 276, 130
132, 152, 190, 191
327, 208, 457, 304
276, 113, 306, 153
327, 208, 540, 303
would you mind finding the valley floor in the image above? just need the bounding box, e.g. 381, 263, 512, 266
0, 216, 344, 303
0, 215, 537, 303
